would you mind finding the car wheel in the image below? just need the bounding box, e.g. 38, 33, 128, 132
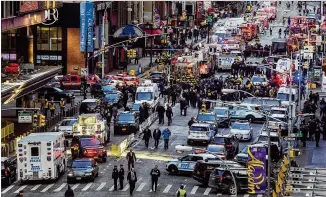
228, 183, 237, 195
246, 115, 255, 123
168, 165, 178, 174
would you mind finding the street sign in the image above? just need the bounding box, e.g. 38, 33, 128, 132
304, 53, 313, 60
284, 137, 296, 141
81, 68, 88, 77
304, 46, 314, 53
18, 111, 33, 123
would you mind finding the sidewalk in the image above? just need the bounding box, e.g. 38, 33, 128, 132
295, 139, 326, 168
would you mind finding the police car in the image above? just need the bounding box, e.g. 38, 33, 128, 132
187, 123, 217, 145
251, 74, 268, 86
229, 121, 253, 141
229, 103, 265, 123
166, 153, 219, 175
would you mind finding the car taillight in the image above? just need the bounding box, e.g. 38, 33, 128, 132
98, 149, 103, 154
84, 150, 87, 154
5, 168, 9, 176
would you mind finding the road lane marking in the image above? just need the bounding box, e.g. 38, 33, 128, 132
203, 188, 211, 195
81, 183, 93, 191
163, 184, 172, 193
216, 193, 222, 196
54, 183, 67, 192
31, 184, 41, 191
96, 183, 106, 191
122, 184, 130, 191
171, 140, 176, 145
244, 194, 250, 197
109, 185, 115, 191
190, 186, 199, 194
136, 183, 146, 191
2, 185, 14, 194
41, 184, 54, 192
71, 184, 79, 190
14, 185, 27, 193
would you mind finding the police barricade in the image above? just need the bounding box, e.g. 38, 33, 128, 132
110, 133, 135, 159
139, 112, 158, 133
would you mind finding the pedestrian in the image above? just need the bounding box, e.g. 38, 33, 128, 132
143, 127, 152, 148
112, 105, 118, 120
320, 98, 325, 117
16, 190, 24, 197
315, 123, 321, 147
153, 127, 161, 149
177, 185, 187, 197
127, 168, 137, 196
156, 103, 166, 124
301, 120, 308, 147
180, 97, 187, 116
188, 117, 195, 128
278, 28, 282, 38
64, 185, 74, 197
150, 165, 161, 192
322, 114, 326, 140
162, 127, 171, 150
49, 101, 56, 117
43, 99, 49, 117
60, 98, 66, 117
171, 91, 177, 106
119, 164, 125, 190
166, 105, 173, 126
139, 104, 145, 123
112, 165, 119, 191
126, 149, 137, 171
270, 27, 272, 36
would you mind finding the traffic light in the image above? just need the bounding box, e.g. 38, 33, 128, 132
39, 114, 46, 127
127, 50, 131, 58
289, 149, 301, 158
131, 50, 136, 58
201, 104, 206, 113
33, 114, 39, 127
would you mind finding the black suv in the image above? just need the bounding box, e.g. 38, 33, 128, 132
114, 112, 139, 135
37, 87, 74, 103
192, 160, 242, 186
1, 157, 17, 186
212, 134, 239, 159
208, 167, 248, 195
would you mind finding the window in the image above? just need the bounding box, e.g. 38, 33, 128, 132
181, 155, 193, 161
31, 147, 39, 156
37, 27, 62, 51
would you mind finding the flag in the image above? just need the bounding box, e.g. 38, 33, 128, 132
283, 155, 289, 165
276, 184, 281, 193
278, 174, 283, 185
282, 163, 287, 172
273, 190, 277, 197
279, 171, 285, 178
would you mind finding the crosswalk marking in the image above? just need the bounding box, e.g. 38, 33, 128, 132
1, 185, 14, 194
31, 184, 41, 191
41, 184, 54, 192
54, 183, 67, 192
14, 186, 27, 194
149, 184, 160, 192
203, 188, 211, 195
96, 183, 106, 191
109, 185, 115, 192
190, 186, 199, 194
81, 183, 93, 191
122, 184, 130, 191
163, 184, 172, 193
244, 194, 250, 197
217, 193, 222, 196
136, 183, 146, 192
71, 184, 79, 190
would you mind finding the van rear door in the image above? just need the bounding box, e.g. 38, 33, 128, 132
27, 142, 42, 180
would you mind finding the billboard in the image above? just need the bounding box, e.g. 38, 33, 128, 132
247, 145, 267, 194
80, 3, 94, 52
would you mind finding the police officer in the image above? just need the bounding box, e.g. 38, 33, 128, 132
150, 165, 161, 192
43, 99, 49, 117
315, 123, 322, 147
153, 127, 161, 149
143, 127, 152, 148
301, 120, 308, 147
60, 98, 65, 117
112, 165, 119, 191
119, 164, 125, 190
49, 101, 56, 117
126, 149, 137, 171
177, 185, 187, 197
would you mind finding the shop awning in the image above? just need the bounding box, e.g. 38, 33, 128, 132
143, 29, 162, 35
113, 24, 145, 38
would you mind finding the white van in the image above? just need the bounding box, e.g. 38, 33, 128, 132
276, 85, 298, 105
135, 80, 159, 109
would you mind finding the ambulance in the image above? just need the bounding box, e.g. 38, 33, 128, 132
73, 113, 109, 144
135, 80, 160, 110
17, 132, 67, 183
276, 85, 298, 108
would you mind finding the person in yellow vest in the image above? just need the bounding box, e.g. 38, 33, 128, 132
49, 101, 56, 117
59, 98, 66, 117
177, 185, 186, 197
43, 99, 49, 118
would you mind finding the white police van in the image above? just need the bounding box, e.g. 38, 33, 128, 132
135, 80, 159, 110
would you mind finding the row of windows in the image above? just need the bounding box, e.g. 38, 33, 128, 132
1, 1, 20, 19
37, 26, 62, 51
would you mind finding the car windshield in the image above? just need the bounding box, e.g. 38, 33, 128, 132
213, 137, 226, 144
252, 77, 266, 82
105, 93, 119, 100
80, 138, 101, 147
132, 104, 141, 111
258, 136, 279, 142
207, 146, 225, 153
265, 100, 280, 106
136, 92, 153, 101
215, 109, 228, 115
241, 146, 248, 153
190, 126, 209, 131
60, 120, 77, 126
151, 73, 162, 77
271, 110, 287, 114
277, 93, 295, 101
197, 114, 216, 122
231, 123, 250, 130
53, 87, 63, 92
118, 114, 135, 122
72, 161, 92, 168
103, 85, 116, 92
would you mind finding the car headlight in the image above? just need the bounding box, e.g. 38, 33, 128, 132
67, 173, 74, 176
85, 172, 92, 176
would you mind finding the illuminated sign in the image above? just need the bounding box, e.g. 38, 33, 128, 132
247, 146, 266, 194
42, 8, 59, 25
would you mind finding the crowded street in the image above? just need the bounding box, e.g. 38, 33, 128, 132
1, 1, 326, 197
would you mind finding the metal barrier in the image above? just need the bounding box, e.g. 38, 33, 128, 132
111, 145, 122, 159
139, 112, 158, 133
110, 133, 135, 159
1, 123, 14, 139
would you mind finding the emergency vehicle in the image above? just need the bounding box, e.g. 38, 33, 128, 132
277, 85, 298, 106
135, 80, 160, 110
60, 74, 100, 90
17, 132, 67, 183
239, 23, 258, 41
72, 113, 109, 144
322, 72, 326, 94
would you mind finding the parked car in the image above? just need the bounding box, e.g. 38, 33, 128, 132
212, 134, 239, 159
192, 160, 242, 186
205, 144, 228, 160
214, 107, 231, 127
1, 157, 17, 186
196, 112, 218, 127
187, 123, 217, 145
54, 118, 77, 137
4, 63, 20, 74
79, 99, 101, 114
208, 167, 248, 195
67, 158, 99, 183
229, 103, 265, 122
114, 112, 139, 135
229, 121, 253, 141
37, 87, 74, 103
102, 91, 124, 108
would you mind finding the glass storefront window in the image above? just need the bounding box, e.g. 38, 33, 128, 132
37, 27, 62, 51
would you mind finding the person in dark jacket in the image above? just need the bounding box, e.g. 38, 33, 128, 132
126, 149, 137, 171
150, 165, 161, 192
153, 127, 161, 148
166, 105, 173, 125
315, 123, 322, 147
119, 164, 125, 190
112, 165, 119, 191
65, 186, 74, 197
156, 103, 166, 124
171, 91, 177, 106
180, 97, 187, 116
16, 190, 24, 197
188, 117, 195, 127
139, 104, 145, 123
143, 127, 152, 148
127, 168, 137, 195
144, 102, 149, 119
